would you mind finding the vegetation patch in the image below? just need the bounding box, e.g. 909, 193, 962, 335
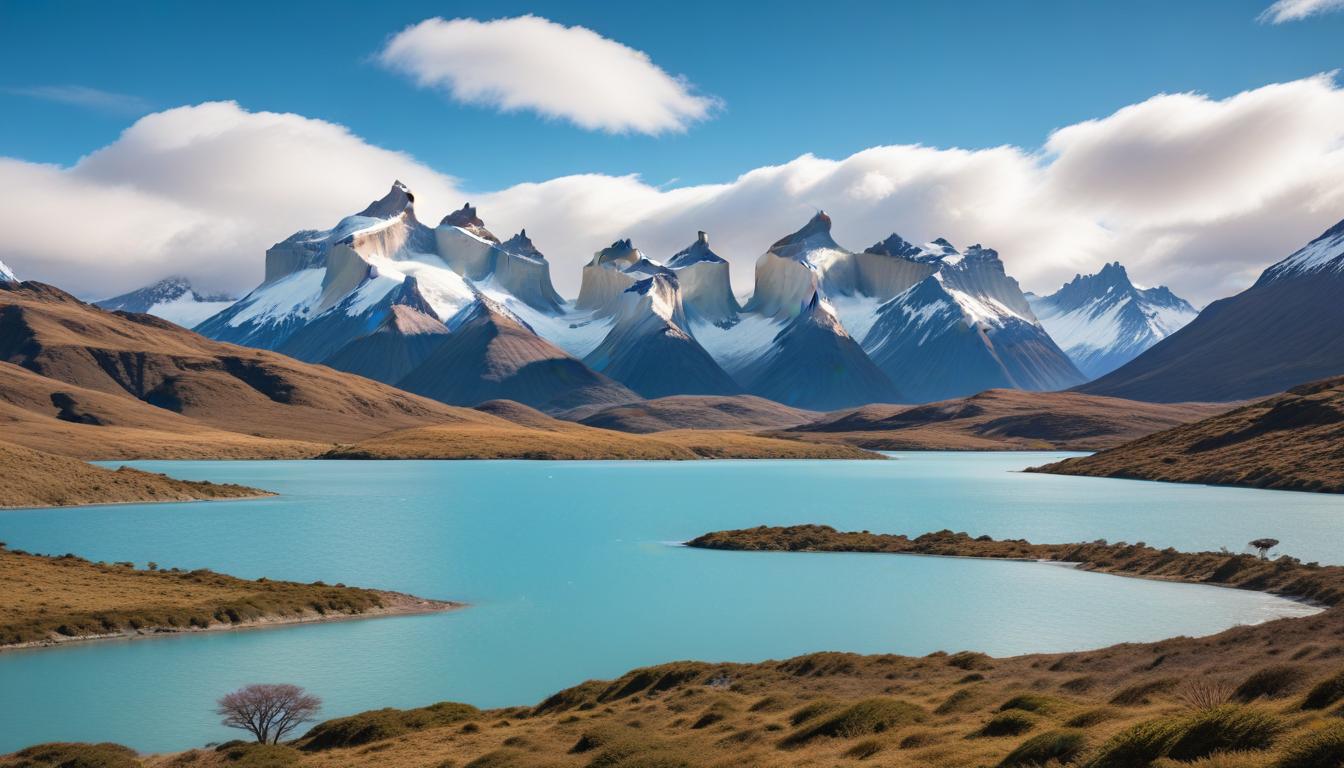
1300, 668, 1344, 710
781, 698, 926, 746
1274, 722, 1344, 768
1234, 665, 1310, 702
973, 711, 1038, 738
299, 702, 478, 750
3, 742, 142, 768
998, 729, 1087, 767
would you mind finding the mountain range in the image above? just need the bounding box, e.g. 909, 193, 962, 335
80, 181, 1344, 411
95, 277, 237, 329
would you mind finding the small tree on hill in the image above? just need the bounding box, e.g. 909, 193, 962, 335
1249, 538, 1280, 560
216, 683, 321, 744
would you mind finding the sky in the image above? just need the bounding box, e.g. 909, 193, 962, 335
2, 0, 1344, 305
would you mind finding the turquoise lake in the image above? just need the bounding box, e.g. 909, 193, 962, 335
1, 453, 1340, 752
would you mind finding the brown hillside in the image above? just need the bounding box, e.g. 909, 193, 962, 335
570, 395, 820, 433
1032, 375, 1344, 493
786, 389, 1229, 450
0, 440, 268, 508
0, 282, 518, 457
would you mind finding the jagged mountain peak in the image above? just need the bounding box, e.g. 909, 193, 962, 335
440, 202, 500, 244
667, 231, 727, 267
865, 234, 926, 260
770, 211, 839, 256
357, 180, 417, 219
502, 230, 544, 260
95, 276, 238, 329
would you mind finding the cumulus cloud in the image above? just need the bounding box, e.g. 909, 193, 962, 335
3, 77, 1344, 306
378, 15, 717, 135
1259, 0, 1344, 23
6, 84, 151, 115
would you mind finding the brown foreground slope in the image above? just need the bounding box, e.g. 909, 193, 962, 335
1032, 376, 1344, 493
325, 401, 879, 460
0, 440, 267, 509
26, 530, 1344, 768
569, 395, 820, 433
0, 545, 456, 648
785, 389, 1230, 450
0, 281, 511, 459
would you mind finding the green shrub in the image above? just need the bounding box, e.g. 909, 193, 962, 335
999, 729, 1087, 767
1087, 718, 1185, 768
1275, 723, 1344, 768
1000, 694, 1064, 714
1233, 665, 1309, 702
1165, 705, 1283, 761
975, 711, 1037, 738
1065, 708, 1116, 728
299, 702, 478, 750
1301, 669, 1344, 710
782, 698, 926, 745
8, 742, 142, 768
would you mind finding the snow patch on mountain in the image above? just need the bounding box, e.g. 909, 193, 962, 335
1258, 217, 1344, 284
0, 260, 16, 283
94, 277, 238, 329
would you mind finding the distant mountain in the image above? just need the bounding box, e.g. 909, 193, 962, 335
1028, 263, 1197, 379
95, 277, 236, 329
863, 241, 1084, 401
1079, 218, 1344, 402
583, 274, 740, 398
0, 260, 16, 284
570, 395, 818, 433
398, 298, 636, 411
738, 293, 902, 410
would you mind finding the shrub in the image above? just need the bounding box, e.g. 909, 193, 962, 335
936, 688, 982, 714
1087, 718, 1185, 768
1000, 694, 1064, 714
1065, 708, 1116, 728
782, 698, 926, 745
217, 743, 301, 767
1233, 665, 1309, 702
974, 711, 1037, 738
8, 742, 142, 768
948, 651, 994, 670
999, 729, 1087, 767
299, 702, 478, 750
787, 699, 840, 726
1301, 669, 1344, 710
1165, 705, 1283, 761
1275, 722, 1344, 768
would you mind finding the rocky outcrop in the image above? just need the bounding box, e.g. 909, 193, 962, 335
744, 212, 854, 320
575, 239, 673, 313
666, 231, 740, 324
435, 209, 564, 313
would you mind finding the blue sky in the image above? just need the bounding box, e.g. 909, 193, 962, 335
4, 0, 1343, 190
1, 0, 1343, 305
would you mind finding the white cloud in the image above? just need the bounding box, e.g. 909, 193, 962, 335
1259, 0, 1344, 23
3, 77, 1344, 307
378, 15, 717, 135
6, 85, 151, 115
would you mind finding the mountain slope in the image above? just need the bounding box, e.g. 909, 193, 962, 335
0, 261, 15, 284
1079, 218, 1344, 402
864, 243, 1084, 401
0, 280, 502, 451
583, 275, 740, 398
572, 395, 818, 434
1028, 263, 1197, 379
95, 278, 236, 330
739, 293, 901, 410
322, 302, 450, 384
398, 298, 637, 411
1034, 375, 1344, 492
786, 388, 1230, 451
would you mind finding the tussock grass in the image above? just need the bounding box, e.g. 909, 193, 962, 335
1274, 722, 1344, 768
1234, 666, 1309, 702
1300, 668, 1344, 710
781, 698, 925, 746
974, 711, 1038, 738
299, 703, 478, 750
998, 729, 1087, 767
6, 742, 142, 768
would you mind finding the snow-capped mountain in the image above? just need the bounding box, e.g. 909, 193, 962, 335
0, 260, 16, 284
744, 211, 850, 319
435, 205, 564, 313
95, 277, 237, 329
576, 239, 674, 312
666, 231, 739, 324
1082, 217, 1344, 402
583, 274, 740, 398
1027, 262, 1198, 379
863, 241, 1085, 401
738, 292, 901, 410
397, 297, 635, 411
323, 301, 450, 384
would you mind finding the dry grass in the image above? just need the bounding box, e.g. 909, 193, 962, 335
1033, 375, 1344, 493
780, 388, 1230, 451
0, 546, 457, 648
0, 440, 269, 509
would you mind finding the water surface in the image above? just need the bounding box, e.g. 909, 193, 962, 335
0, 453, 1337, 751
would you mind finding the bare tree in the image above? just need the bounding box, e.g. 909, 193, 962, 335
216, 684, 321, 744
1249, 538, 1280, 560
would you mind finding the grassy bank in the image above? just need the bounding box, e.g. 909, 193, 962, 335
0, 546, 459, 649
8, 531, 1344, 767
